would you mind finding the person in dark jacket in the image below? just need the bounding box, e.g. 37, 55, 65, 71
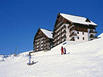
29, 52, 31, 64
63, 48, 66, 54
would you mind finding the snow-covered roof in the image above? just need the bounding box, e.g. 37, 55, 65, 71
60, 13, 97, 26
40, 28, 53, 39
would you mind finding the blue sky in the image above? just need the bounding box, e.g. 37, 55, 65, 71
0, 0, 103, 55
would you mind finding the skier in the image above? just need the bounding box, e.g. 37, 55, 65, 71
63, 48, 66, 54
61, 46, 64, 55
29, 52, 31, 65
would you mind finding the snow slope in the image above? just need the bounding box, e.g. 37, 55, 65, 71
0, 34, 103, 77
98, 33, 103, 38
0, 55, 4, 61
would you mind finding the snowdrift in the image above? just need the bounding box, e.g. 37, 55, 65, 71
0, 33, 103, 77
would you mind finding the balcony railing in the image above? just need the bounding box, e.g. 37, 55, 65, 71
70, 30, 76, 34
70, 37, 75, 41
55, 25, 66, 33
68, 25, 74, 30
69, 32, 77, 37
90, 35, 97, 38
69, 27, 75, 32
89, 30, 97, 33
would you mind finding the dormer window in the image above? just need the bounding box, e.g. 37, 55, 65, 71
86, 18, 91, 22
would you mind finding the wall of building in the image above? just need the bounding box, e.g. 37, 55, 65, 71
56, 23, 90, 42
66, 24, 71, 41
75, 31, 88, 42
53, 23, 66, 46
34, 30, 53, 52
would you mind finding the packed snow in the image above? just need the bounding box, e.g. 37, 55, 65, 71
60, 13, 97, 26
40, 28, 53, 39
0, 33, 103, 77
0, 55, 4, 61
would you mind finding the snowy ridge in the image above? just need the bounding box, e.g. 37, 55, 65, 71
60, 13, 97, 26
40, 28, 53, 39
0, 55, 4, 61
98, 33, 103, 38
0, 33, 103, 77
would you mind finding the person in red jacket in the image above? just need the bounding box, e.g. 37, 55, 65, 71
61, 46, 64, 55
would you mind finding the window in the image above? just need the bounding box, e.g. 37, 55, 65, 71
82, 32, 84, 35
86, 18, 91, 22
77, 31, 79, 34
64, 25, 66, 27
77, 37, 79, 39
83, 37, 84, 40
72, 37, 75, 41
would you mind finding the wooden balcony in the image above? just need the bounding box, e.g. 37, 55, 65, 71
69, 27, 75, 32
54, 25, 66, 33
90, 35, 97, 39
70, 37, 75, 41
56, 22, 64, 29
69, 32, 77, 37
89, 30, 97, 33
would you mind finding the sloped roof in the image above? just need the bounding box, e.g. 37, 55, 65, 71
60, 13, 97, 26
40, 28, 53, 39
